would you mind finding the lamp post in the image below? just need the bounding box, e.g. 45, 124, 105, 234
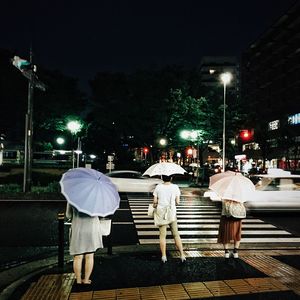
180, 129, 202, 183
158, 138, 167, 162
67, 120, 82, 168
220, 72, 232, 172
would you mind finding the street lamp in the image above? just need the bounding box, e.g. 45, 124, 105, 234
220, 72, 232, 172
159, 138, 167, 146
180, 129, 203, 184
56, 137, 65, 146
67, 120, 82, 168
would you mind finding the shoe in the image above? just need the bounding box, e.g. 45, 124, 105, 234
161, 256, 167, 263
180, 255, 186, 262
224, 251, 230, 259
233, 252, 239, 258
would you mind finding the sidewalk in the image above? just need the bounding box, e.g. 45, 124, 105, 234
2, 184, 300, 299
3, 246, 300, 299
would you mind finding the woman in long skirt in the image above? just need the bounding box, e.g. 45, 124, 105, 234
218, 199, 242, 258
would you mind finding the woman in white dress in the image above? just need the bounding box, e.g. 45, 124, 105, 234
66, 203, 103, 284
152, 175, 186, 263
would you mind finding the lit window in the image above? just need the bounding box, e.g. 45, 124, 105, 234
268, 120, 279, 130
288, 113, 300, 125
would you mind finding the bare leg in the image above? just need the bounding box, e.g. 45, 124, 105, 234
171, 222, 185, 261
223, 243, 230, 250
159, 225, 167, 260
73, 255, 83, 284
233, 241, 240, 258
83, 253, 94, 284
174, 236, 184, 257
160, 236, 167, 257
234, 241, 240, 249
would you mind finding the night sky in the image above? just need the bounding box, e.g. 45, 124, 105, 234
1, 0, 298, 93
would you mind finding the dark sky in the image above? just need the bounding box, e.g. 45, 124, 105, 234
1, 0, 298, 93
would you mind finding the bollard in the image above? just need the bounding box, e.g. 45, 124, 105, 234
58, 212, 65, 269
100, 216, 113, 255
107, 234, 112, 255
107, 215, 113, 255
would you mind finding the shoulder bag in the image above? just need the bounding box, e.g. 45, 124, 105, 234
147, 204, 155, 217
224, 200, 246, 219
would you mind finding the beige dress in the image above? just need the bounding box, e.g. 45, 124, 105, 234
66, 203, 103, 256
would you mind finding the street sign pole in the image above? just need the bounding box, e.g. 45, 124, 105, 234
12, 49, 46, 192
23, 48, 34, 192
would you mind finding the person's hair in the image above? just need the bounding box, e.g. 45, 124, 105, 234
162, 175, 172, 182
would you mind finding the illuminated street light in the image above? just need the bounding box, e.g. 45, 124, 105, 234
56, 137, 65, 145
67, 120, 82, 134
67, 120, 83, 168
220, 72, 232, 172
180, 129, 203, 184
159, 138, 167, 146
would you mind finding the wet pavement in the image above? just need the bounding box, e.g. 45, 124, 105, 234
7, 248, 300, 299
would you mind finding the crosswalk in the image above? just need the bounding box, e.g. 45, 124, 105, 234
128, 193, 300, 245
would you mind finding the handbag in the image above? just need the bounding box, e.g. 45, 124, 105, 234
147, 204, 155, 217
99, 218, 112, 236
224, 200, 246, 219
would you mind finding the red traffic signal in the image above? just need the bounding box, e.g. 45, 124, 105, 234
143, 147, 149, 154
186, 147, 193, 156
239, 130, 252, 141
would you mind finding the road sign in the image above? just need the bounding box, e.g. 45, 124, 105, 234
106, 162, 115, 170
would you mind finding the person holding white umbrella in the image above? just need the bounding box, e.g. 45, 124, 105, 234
209, 173, 255, 258
144, 162, 186, 262
152, 175, 186, 263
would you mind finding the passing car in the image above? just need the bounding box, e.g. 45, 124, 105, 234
244, 173, 300, 212
105, 170, 163, 193
204, 170, 300, 212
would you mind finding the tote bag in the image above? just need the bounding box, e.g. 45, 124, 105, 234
224, 200, 246, 219
147, 204, 155, 217
99, 218, 112, 236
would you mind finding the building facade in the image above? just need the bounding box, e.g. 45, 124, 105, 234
241, 1, 300, 171
199, 56, 240, 97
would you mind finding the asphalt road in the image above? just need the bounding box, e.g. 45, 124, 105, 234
1, 192, 300, 270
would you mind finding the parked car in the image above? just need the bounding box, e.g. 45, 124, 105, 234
204, 171, 300, 212
105, 170, 163, 193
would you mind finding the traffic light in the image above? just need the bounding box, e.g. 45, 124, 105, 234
239, 129, 253, 141
11, 55, 46, 91
186, 147, 193, 156
143, 147, 149, 154
11, 56, 36, 72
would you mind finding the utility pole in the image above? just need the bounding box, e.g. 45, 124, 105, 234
12, 48, 46, 192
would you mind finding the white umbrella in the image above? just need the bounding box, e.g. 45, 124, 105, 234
60, 167, 120, 217
209, 173, 255, 203
209, 170, 241, 187
143, 162, 186, 177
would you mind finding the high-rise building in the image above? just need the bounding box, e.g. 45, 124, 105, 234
241, 1, 300, 170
